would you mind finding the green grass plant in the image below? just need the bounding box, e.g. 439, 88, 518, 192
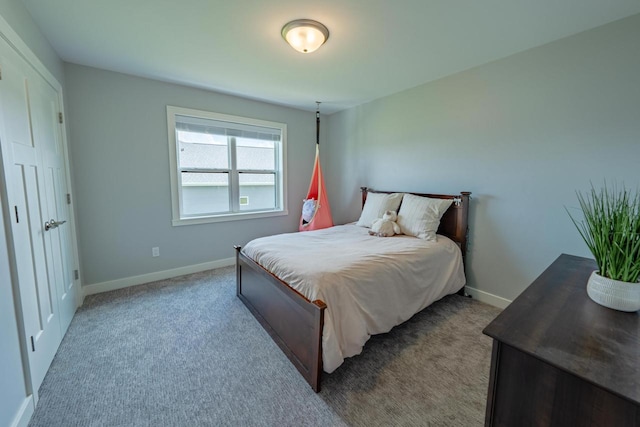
567, 183, 640, 283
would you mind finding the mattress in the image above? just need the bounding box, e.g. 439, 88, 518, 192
242, 224, 465, 373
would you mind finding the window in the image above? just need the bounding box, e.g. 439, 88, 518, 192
167, 106, 287, 225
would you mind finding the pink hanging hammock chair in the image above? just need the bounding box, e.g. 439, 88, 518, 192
299, 103, 333, 231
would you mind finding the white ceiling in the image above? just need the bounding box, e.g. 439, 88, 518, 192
21, 0, 640, 114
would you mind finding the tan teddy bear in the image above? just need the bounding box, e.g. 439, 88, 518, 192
369, 210, 401, 237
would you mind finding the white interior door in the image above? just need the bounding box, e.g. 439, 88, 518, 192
0, 36, 76, 393
29, 74, 76, 332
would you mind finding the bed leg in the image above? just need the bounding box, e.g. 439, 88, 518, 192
234, 245, 241, 296
457, 287, 472, 298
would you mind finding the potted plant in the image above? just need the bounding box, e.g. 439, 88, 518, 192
568, 183, 640, 312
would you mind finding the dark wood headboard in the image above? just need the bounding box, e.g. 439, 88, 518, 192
361, 187, 471, 262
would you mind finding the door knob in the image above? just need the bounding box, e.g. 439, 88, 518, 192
44, 219, 66, 231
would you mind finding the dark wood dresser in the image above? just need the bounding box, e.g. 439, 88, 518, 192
483, 254, 639, 426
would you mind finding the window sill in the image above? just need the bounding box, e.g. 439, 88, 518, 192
172, 209, 289, 226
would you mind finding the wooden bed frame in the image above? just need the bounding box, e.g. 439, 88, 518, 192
234, 187, 471, 392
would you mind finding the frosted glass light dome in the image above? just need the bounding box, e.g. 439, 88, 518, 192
281, 19, 329, 53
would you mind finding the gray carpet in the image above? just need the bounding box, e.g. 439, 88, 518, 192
29, 266, 501, 427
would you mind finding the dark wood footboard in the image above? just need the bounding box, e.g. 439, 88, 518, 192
234, 246, 326, 392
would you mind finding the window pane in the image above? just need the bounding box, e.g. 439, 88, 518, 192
239, 173, 275, 211
181, 172, 229, 215
236, 137, 275, 170
178, 130, 228, 169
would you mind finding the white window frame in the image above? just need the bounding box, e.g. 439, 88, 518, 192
167, 106, 288, 226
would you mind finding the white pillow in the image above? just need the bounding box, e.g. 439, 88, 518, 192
397, 194, 453, 240
356, 192, 404, 228
301, 198, 317, 224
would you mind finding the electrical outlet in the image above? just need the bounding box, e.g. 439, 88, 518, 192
152, 247, 160, 257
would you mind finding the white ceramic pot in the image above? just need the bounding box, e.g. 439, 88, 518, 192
586, 271, 640, 312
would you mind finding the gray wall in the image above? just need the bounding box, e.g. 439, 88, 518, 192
325, 14, 640, 302
0, 0, 63, 83
64, 64, 321, 286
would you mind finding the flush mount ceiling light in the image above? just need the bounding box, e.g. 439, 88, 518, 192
281, 19, 329, 53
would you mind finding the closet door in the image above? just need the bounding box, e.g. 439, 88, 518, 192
0, 38, 69, 393
29, 74, 76, 332
0, 183, 34, 427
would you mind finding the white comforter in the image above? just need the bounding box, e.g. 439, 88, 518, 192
242, 224, 465, 373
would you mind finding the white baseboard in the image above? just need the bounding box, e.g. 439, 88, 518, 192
83, 258, 235, 297
81, 258, 512, 309
464, 286, 512, 309
12, 396, 34, 427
